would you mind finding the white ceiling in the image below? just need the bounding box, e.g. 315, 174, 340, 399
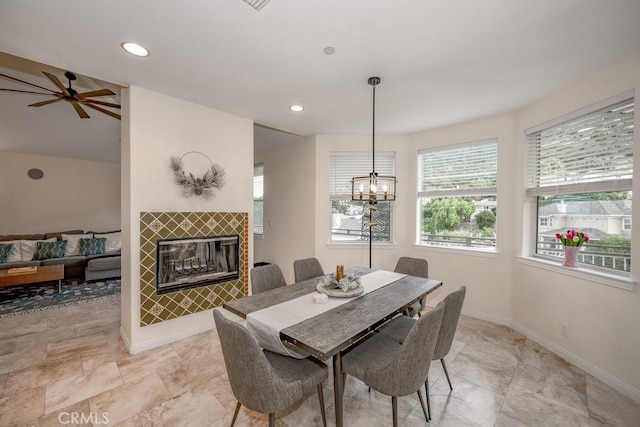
0, 0, 639, 163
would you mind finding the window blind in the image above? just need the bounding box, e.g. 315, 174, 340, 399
253, 163, 264, 199
417, 140, 497, 197
253, 164, 264, 234
330, 152, 395, 198
526, 98, 634, 197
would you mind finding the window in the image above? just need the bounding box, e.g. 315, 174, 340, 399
330, 152, 394, 242
253, 163, 264, 235
623, 218, 632, 231
526, 94, 634, 273
539, 217, 553, 227
417, 140, 497, 250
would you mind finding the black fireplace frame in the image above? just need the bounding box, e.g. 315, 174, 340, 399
155, 234, 240, 295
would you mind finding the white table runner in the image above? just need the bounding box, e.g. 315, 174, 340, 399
246, 270, 406, 358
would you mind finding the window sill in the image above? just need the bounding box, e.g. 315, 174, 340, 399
517, 256, 635, 292
326, 241, 398, 250
412, 244, 499, 258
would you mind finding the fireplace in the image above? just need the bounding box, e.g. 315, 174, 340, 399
156, 235, 239, 294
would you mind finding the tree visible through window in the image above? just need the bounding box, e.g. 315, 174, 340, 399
417, 140, 498, 250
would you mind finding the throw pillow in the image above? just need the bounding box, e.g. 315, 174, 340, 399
33, 241, 67, 260
62, 233, 93, 256
93, 231, 121, 253
3, 240, 22, 262
79, 237, 106, 256
21, 238, 57, 261
0, 243, 13, 263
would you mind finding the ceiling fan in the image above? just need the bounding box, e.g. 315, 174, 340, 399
0, 70, 120, 120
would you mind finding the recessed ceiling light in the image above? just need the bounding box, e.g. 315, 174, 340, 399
121, 42, 150, 57
289, 105, 304, 112
323, 46, 335, 55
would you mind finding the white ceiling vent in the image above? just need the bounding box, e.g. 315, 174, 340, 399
242, 0, 271, 11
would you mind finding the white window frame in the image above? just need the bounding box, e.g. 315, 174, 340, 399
253, 163, 264, 236
623, 217, 632, 231
329, 152, 395, 244
416, 139, 498, 251
525, 91, 634, 275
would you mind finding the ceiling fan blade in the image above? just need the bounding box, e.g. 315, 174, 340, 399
83, 102, 121, 120
71, 101, 90, 118
82, 99, 121, 109
29, 98, 63, 107
77, 88, 115, 98
0, 88, 53, 95
42, 71, 71, 96
0, 72, 56, 93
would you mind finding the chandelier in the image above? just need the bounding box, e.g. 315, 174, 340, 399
351, 77, 397, 268
351, 77, 397, 205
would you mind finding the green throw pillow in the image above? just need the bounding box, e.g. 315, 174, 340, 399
79, 237, 106, 256
33, 240, 67, 260
0, 243, 13, 263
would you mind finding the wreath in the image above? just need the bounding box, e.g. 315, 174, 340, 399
170, 151, 226, 198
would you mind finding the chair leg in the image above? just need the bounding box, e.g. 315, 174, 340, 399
269, 413, 275, 427
416, 389, 429, 422
392, 396, 398, 427
441, 358, 453, 391
425, 379, 431, 421
317, 384, 327, 427
230, 401, 241, 427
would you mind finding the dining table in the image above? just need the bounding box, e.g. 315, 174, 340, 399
222, 266, 443, 427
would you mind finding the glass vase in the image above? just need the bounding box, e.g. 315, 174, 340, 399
562, 246, 580, 268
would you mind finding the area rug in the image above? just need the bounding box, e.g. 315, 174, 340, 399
0, 278, 120, 318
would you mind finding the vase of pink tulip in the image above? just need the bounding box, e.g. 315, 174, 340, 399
556, 230, 589, 268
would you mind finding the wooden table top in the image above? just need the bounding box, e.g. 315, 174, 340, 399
0, 264, 64, 286
223, 267, 442, 360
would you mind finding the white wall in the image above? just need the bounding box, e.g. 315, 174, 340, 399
0, 151, 120, 235
254, 136, 316, 284
121, 86, 253, 353
407, 114, 517, 322
511, 54, 640, 398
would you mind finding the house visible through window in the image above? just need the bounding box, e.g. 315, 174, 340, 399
417, 139, 498, 250
539, 217, 553, 227
253, 163, 264, 235
330, 152, 394, 243
526, 94, 634, 273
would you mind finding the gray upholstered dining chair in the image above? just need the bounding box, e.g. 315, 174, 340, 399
378, 286, 467, 420
341, 302, 444, 427
250, 263, 287, 295
394, 256, 429, 317
213, 309, 328, 427
293, 257, 324, 282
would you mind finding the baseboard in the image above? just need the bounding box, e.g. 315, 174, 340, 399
434, 306, 640, 404
510, 321, 640, 405
119, 323, 214, 355
460, 308, 514, 328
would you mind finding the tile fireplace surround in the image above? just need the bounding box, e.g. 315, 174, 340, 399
139, 212, 248, 326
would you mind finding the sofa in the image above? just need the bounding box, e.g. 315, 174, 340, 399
0, 229, 121, 281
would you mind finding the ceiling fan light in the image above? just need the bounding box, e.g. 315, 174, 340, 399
121, 42, 150, 57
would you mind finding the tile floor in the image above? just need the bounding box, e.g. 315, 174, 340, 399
1, 298, 639, 426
